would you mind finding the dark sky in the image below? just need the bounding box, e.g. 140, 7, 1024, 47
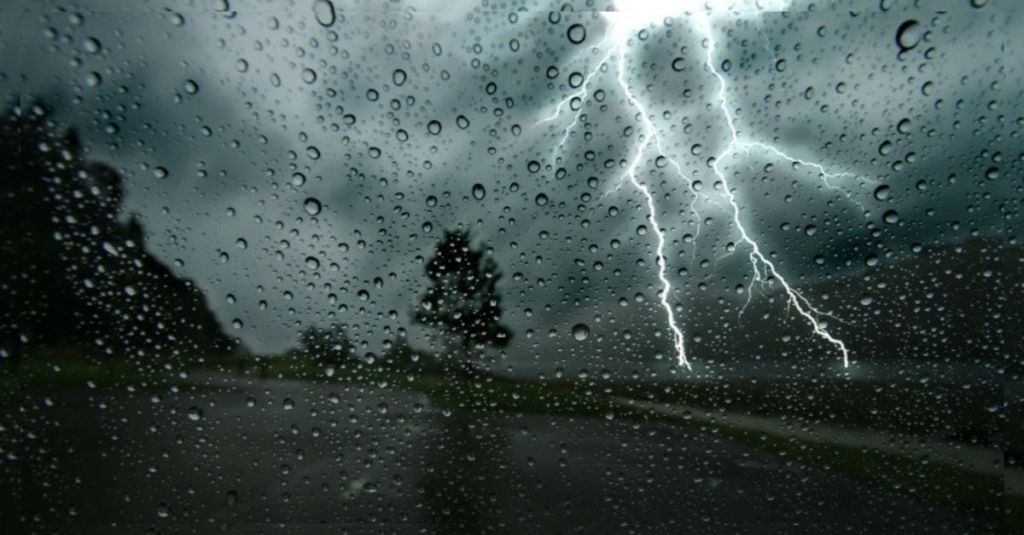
3, 0, 1019, 374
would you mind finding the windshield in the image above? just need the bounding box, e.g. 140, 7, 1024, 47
1, 0, 1020, 532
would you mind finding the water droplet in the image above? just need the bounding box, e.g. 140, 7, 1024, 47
568, 72, 584, 88
456, 115, 470, 129
896, 20, 922, 51
303, 197, 322, 215
392, 69, 407, 86
873, 185, 891, 201
187, 407, 203, 421
427, 120, 442, 135
535, 193, 548, 206
567, 23, 586, 44
572, 323, 590, 341
471, 183, 486, 200
83, 37, 102, 54
313, 0, 336, 27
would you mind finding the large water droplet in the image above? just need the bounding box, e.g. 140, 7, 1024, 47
471, 183, 486, 200
392, 69, 407, 86
567, 23, 586, 44
313, 0, 336, 27
303, 197, 322, 215
572, 323, 590, 341
896, 20, 922, 51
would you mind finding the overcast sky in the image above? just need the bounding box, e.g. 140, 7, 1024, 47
3, 0, 1020, 374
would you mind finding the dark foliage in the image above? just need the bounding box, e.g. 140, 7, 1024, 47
413, 229, 511, 370
0, 102, 236, 363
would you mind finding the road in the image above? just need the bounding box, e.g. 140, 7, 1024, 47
0, 373, 999, 533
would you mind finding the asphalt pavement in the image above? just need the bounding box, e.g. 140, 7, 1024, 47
0, 374, 997, 533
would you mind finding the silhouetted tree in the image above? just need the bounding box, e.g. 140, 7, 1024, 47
413, 229, 511, 376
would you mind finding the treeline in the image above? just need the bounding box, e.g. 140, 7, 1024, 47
0, 102, 237, 365
293, 324, 444, 374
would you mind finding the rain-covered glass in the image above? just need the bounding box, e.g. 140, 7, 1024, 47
1, 0, 1020, 533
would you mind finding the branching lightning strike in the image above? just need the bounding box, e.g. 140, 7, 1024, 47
535, 1, 858, 369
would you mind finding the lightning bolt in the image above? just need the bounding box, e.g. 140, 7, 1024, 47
695, 11, 851, 367
535, 1, 856, 369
